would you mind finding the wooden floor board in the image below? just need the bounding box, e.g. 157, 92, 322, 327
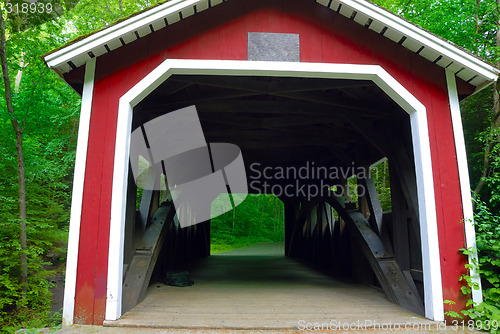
105, 243, 436, 329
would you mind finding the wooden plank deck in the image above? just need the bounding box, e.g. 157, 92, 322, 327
105, 243, 437, 330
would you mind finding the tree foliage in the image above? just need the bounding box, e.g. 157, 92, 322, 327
375, 0, 499, 60
455, 198, 500, 331
0, 0, 161, 332
467, 199, 500, 326
210, 195, 284, 254
0, 10, 80, 333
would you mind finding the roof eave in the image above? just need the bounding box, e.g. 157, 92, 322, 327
331, 0, 500, 82
44, 0, 500, 88
44, 0, 213, 71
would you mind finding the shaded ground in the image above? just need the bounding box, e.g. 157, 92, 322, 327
56, 243, 482, 333
57, 325, 481, 333
106, 243, 436, 329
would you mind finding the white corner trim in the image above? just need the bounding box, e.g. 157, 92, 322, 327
446, 69, 483, 305
409, 103, 444, 321
62, 57, 96, 327
105, 101, 133, 320
106, 59, 443, 321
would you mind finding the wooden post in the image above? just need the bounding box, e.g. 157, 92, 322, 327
123, 169, 138, 268
283, 200, 296, 257
389, 162, 411, 272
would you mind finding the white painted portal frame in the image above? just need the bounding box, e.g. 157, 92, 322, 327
106, 59, 444, 321
446, 70, 483, 306
63, 57, 96, 327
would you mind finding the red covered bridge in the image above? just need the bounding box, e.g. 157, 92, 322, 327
44, 0, 499, 328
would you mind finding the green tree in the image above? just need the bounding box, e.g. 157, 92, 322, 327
372, 0, 500, 208
0, 5, 28, 303
210, 195, 284, 253
0, 0, 81, 307
0, 2, 78, 331
0, 0, 165, 330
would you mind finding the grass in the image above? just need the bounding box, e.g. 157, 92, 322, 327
210, 236, 277, 254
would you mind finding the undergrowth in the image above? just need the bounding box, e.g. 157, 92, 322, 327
444, 197, 500, 333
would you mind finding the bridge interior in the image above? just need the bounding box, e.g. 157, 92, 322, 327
116, 75, 427, 327
108, 243, 435, 329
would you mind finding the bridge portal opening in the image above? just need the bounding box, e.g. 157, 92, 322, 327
117, 74, 427, 327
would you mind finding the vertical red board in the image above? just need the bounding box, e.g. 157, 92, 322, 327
73, 77, 109, 324
409, 58, 468, 314
74, 54, 164, 325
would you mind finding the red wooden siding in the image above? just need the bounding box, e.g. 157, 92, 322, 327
75, 55, 165, 324
75, 0, 468, 324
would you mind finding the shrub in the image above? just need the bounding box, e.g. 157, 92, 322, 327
447, 197, 500, 333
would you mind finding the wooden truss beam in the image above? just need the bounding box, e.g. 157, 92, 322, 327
122, 203, 176, 314
242, 147, 336, 165
138, 169, 160, 230
342, 112, 420, 237
324, 194, 424, 316
286, 199, 322, 256
270, 90, 393, 115
140, 76, 394, 116
170, 76, 374, 95
358, 176, 383, 235
144, 86, 263, 107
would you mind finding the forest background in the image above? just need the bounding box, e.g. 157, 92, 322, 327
0, 0, 499, 332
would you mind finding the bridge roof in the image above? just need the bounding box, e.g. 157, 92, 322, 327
44, 0, 499, 89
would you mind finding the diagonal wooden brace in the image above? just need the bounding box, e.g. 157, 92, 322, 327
324, 193, 424, 316
122, 202, 176, 314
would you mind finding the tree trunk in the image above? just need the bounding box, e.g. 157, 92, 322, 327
0, 8, 28, 304
473, 6, 500, 202
14, 128, 28, 302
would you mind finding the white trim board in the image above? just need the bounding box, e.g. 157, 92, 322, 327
105, 59, 444, 322
43, 0, 499, 89
318, 0, 499, 85
44, 0, 218, 71
446, 70, 483, 305
62, 57, 96, 327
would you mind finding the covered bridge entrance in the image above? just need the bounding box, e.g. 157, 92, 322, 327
44, 0, 499, 327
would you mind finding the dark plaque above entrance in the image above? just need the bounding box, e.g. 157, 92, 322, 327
248, 32, 300, 62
